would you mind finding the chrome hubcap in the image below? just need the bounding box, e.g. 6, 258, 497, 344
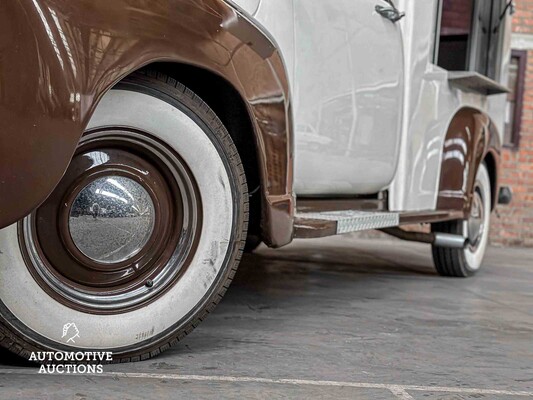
69, 176, 156, 264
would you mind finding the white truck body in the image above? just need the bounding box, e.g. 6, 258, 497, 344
233, 0, 511, 211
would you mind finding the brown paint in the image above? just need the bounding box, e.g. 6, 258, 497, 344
294, 218, 337, 239
436, 107, 501, 215
42, 147, 178, 286
398, 210, 465, 225
0, 0, 294, 247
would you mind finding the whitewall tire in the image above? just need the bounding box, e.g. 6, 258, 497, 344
431, 163, 491, 277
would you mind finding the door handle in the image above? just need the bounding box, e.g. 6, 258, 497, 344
376, 4, 405, 23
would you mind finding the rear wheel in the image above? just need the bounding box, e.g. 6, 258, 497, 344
431, 163, 491, 277
0, 71, 248, 362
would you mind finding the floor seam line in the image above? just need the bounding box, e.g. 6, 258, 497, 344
1, 369, 532, 396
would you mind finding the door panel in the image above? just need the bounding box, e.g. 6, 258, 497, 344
292, 0, 404, 195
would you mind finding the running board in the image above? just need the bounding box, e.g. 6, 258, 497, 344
295, 210, 400, 239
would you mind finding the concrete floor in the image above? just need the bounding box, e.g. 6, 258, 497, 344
1, 236, 532, 399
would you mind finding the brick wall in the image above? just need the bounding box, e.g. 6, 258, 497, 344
489, 0, 533, 247
511, 0, 533, 34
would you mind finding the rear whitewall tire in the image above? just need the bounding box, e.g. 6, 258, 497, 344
0, 72, 248, 361
431, 163, 491, 277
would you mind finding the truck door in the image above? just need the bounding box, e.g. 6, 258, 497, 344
293, 0, 405, 196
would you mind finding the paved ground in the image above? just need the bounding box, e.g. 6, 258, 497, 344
1, 236, 532, 399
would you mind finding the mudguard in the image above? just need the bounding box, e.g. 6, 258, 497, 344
437, 107, 501, 215
0, 0, 294, 246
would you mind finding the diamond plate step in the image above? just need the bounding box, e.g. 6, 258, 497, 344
295, 210, 400, 238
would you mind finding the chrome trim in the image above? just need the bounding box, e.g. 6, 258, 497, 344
68, 176, 156, 264
376, 1, 405, 23
433, 233, 467, 249
296, 210, 399, 234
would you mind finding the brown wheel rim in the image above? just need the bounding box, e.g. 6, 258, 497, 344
466, 184, 485, 252
19, 129, 202, 314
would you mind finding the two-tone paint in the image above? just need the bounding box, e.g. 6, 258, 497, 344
0, 0, 510, 247
388, 0, 509, 213
0, 0, 293, 247
236, 0, 405, 195
235, 0, 506, 216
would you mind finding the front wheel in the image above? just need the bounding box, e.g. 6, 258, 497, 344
0, 71, 248, 362
431, 163, 491, 277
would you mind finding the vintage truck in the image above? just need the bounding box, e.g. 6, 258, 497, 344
0, 0, 514, 361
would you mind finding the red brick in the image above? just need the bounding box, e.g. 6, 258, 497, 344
491, 0, 533, 247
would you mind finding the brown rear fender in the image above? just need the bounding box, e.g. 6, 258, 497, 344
0, 0, 294, 247
436, 107, 501, 215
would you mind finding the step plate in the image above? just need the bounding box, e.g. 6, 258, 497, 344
296, 210, 399, 234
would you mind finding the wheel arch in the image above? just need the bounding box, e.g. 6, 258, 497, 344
436, 106, 501, 215
483, 148, 499, 211
0, 0, 294, 247
140, 63, 264, 246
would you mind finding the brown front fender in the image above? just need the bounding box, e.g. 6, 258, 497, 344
0, 0, 294, 247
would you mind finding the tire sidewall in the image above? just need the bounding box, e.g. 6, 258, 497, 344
462, 163, 492, 273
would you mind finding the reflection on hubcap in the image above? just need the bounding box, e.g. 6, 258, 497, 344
69, 176, 155, 264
